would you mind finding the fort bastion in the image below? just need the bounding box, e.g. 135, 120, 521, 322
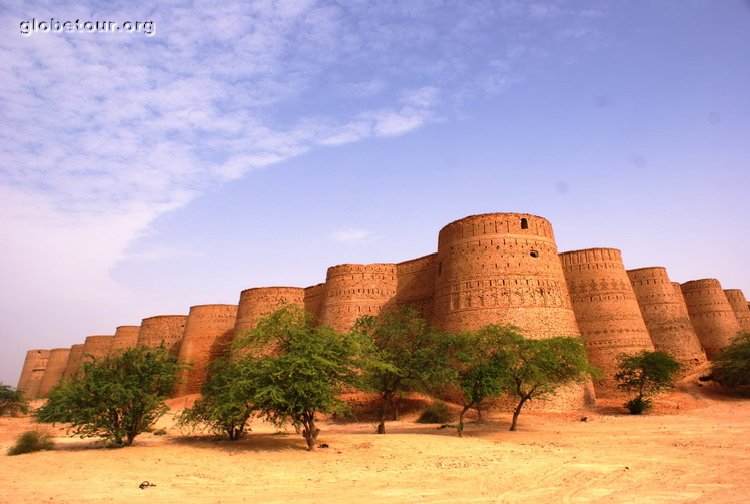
20, 212, 746, 403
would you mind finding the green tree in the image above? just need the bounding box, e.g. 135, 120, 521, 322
353, 306, 453, 434
451, 327, 512, 437
712, 332, 750, 390
615, 351, 681, 414
489, 327, 596, 431
0, 383, 29, 417
236, 305, 365, 451
35, 346, 182, 446
177, 357, 255, 440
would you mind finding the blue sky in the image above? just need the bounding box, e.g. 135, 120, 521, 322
1, 0, 749, 386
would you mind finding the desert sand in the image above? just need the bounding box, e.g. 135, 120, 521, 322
2, 384, 749, 504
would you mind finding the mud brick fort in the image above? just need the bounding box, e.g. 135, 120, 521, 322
17, 213, 750, 405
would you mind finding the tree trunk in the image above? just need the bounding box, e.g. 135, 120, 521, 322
458, 405, 471, 438
510, 395, 530, 431
302, 413, 320, 451
378, 391, 394, 434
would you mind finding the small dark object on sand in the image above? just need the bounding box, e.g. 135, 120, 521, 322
139, 481, 156, 489
318, 443, 329, 448
580, 416, 588, 422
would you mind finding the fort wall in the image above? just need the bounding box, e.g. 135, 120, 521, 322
560, 248, 654, 397
17, 349, 50, 400
724, 289, 750, 333
395, 253, 437, 319
108, 325, 140, 355
433, 213, 580, 338
303, 283, 326, 323
81, 335, 113, 363
62, 344, 85, 380
235, 287, 305, 337
175, 304, 238, 395
628, 267, 707, 372
37, 348, 71, 397
137, 315, 188, 354
681, 279, 741, 358
318, 264, 398, 332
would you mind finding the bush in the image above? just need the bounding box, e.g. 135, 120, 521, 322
8, 429, 54, 456
0, 384, 28, 417
615, 351, 681, 415
416, 401, 452, 424
624, 396, 652, 415
35, 346, 183, 447
712, 332, 750, 390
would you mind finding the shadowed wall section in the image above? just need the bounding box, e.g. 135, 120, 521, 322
319, 264, 398, 332
628, 268, 707, 373
724, 289, 750, 333
37, 348, 71, 397
681, 279, 741, 359
137, 315, 188, 354
395, 254, 437, 319
175, 304, 238, 395
433, 213, 580, 338
62, 344, 85, 380
303, 283, 326, 323
108, 325, 140, 355
560, 248, 654, 397
17, 349, 50, 400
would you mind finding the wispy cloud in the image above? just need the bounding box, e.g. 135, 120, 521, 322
328, 228, 377, 244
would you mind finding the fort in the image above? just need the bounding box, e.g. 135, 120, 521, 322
17, 212, 747, 404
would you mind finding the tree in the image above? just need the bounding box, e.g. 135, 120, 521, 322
712, 332, 750, 390
615, 351, 681, 414
177, 357, 255, 440
450, 328, 509, 437
35, 346, 182, 446
489, 327, 596, 431
353, 306, 454, 434
236, 305, 365, 451
0, 384, 29, 417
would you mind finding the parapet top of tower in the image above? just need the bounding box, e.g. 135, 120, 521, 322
559, 247, 623, 265
326, 263, 398, 276
438, 212, 555, 243
239, 286, 305, 296
681, 278, 722, 290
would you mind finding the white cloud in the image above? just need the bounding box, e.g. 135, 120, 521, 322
328, 228, 376, 244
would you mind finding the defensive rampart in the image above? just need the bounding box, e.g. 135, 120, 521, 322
681, 279, 741, 358
724, 289, 750, 333
17, 349, 50, 400
108, 325, 140, 355
62, 344, 85, 380
37, 348, 71, 397
137, 315, 188, 354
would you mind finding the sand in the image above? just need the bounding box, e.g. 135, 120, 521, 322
2, 385, 749, 503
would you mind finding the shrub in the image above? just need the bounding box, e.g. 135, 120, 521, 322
615, 351, 681, 415
0, 384, 28, 417
416, 401, 452, 424
8, 429, 54, 456
712, 332, 750, 390
35, 346, 183, 447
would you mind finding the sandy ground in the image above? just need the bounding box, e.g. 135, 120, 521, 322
2, 384, 749, 504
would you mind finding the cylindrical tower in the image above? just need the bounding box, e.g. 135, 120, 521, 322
108, 325, 140, 355
37, 348, 71, 397
62, 344, 86, 380
81, 335, 114, 364
395, 253, 437, 320
137, 315, 188, 354
303, 283, 326, 322
560, 248, 654, 396
433, 213, 580, 338
235, 287, 305, 337
628, 267, 707, 372
17, 349, 50, 400
681, 279, 741, 358
724, 289, 750, 333
175, 304, 238, 396
318, 264, 398, 332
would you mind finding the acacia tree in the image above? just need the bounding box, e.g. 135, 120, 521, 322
0, 384, 28, 417
451, 328, 510, 437
353, 306, 453, 434
235, 306, 364, 451
177, 357, 255, 440
489, 327, 596, 431
712, 332, 750, 390
615, 351, 681, 414
35, 346, 182, 446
